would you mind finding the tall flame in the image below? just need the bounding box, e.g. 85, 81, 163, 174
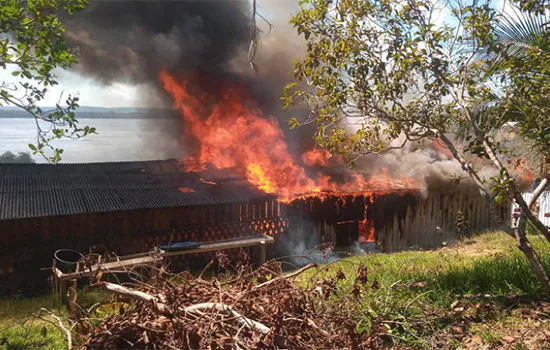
159, 70, 420, 201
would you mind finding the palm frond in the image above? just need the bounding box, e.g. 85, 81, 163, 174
494, 5, 549, 57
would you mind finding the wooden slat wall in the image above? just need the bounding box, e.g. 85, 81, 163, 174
0, 199, 286, 295
285, 190, 510, 254
377, 191, 511, 252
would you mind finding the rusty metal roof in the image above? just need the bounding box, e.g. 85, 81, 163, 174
0, 159, 271, 221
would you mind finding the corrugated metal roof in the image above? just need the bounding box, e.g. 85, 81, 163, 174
0, 159, 271, 221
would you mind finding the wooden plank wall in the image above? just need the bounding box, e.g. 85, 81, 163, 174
284, 190, 510, 254
0, 199, 284, 295
284, 195, 365, 250
375, 191, 511, 252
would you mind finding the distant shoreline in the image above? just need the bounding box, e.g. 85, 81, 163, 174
0, 107, 180, 119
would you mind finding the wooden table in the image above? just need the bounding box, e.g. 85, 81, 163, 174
52, 234, 274, 305
160, 234, 274, 261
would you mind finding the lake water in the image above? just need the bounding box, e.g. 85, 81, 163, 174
0, 118, 182, 163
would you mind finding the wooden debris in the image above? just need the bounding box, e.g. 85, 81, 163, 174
79, 258, 376, 349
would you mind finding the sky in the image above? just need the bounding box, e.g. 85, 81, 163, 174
0, 0, 518, 108
0, 0, 287, 109
0, 49, 168, 108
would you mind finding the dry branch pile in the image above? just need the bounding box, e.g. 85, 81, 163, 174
79, 259, 376, 349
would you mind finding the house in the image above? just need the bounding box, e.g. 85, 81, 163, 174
0, 159, 285, 294
285, 183, 510, 253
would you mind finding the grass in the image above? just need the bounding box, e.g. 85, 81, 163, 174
2, 231, 550, 349
0, 290, 107, 350
298, 231, 550, 348
0, 295, 66, 350
301, 231, 550, 301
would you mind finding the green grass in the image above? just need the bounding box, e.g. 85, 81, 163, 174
0, 290, 107, 350
297, 231, 550, 348
301, 231, 550, 301
0, 295, 66, 350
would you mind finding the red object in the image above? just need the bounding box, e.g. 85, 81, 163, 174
432, 138, 453, 159
178, 187, 196, 193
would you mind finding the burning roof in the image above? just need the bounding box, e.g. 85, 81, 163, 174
0, 159, 272, 221
160, 72, 423, 203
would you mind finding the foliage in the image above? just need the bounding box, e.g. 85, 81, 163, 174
285, 0, 547, 163
0, 151, 35, 163
286, 0, 550, 287
511, 0, 550, 14
0, 0, 94, 163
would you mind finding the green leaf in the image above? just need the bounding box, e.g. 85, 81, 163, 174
0, 0, 90, 163
288, 117, 301, 130
494, 193, 504, 205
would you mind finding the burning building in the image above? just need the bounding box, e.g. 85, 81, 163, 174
0, 160, 285, 294
156, 72, 510, 255
0, 0, 515, 294
285, 187, 510, 255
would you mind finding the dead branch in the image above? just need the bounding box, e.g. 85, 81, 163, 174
98, 282, 169, 314
99, 282, 270, 335
39, 308, 72, 350
183, 302, 270, 335
79, 257, 375, 349
251, 263, 317, 292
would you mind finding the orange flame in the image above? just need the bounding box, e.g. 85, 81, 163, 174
159, 70, 421, 201
302, 148, 330, 167
247, 163, 273, 193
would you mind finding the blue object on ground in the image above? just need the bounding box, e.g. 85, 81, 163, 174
160, 241, 201, 252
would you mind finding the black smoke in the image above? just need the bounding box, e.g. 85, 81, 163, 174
63, 0, 315, 157
63, 0, 251, 85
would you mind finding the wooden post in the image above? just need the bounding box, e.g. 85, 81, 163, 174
260, 240, 266, 264
59, 279, 69, 306
52, 259, 64, 307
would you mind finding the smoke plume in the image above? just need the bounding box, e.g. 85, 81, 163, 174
63, 0, 313, 152
63, 1, 250, 85
62, 0, 505, 191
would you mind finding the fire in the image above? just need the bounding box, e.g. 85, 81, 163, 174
512, 158, 534, 185
302, 148, 330, 167
160, 70, 318, 198
159, 70, 421, 201
247, 164, 273, 193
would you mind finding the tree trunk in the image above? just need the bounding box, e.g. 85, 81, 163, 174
441, 128, 550, 289
514, 226, 550, 291
478, 139, 550, 290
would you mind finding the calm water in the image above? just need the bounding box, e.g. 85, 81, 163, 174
0, 118, 181, 163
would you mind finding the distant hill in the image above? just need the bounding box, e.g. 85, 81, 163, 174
0, 107, 180, 119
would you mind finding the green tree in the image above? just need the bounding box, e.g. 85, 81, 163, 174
285, 0, 550, 289
0, 0, 94, 163
0, 151, 35, 163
